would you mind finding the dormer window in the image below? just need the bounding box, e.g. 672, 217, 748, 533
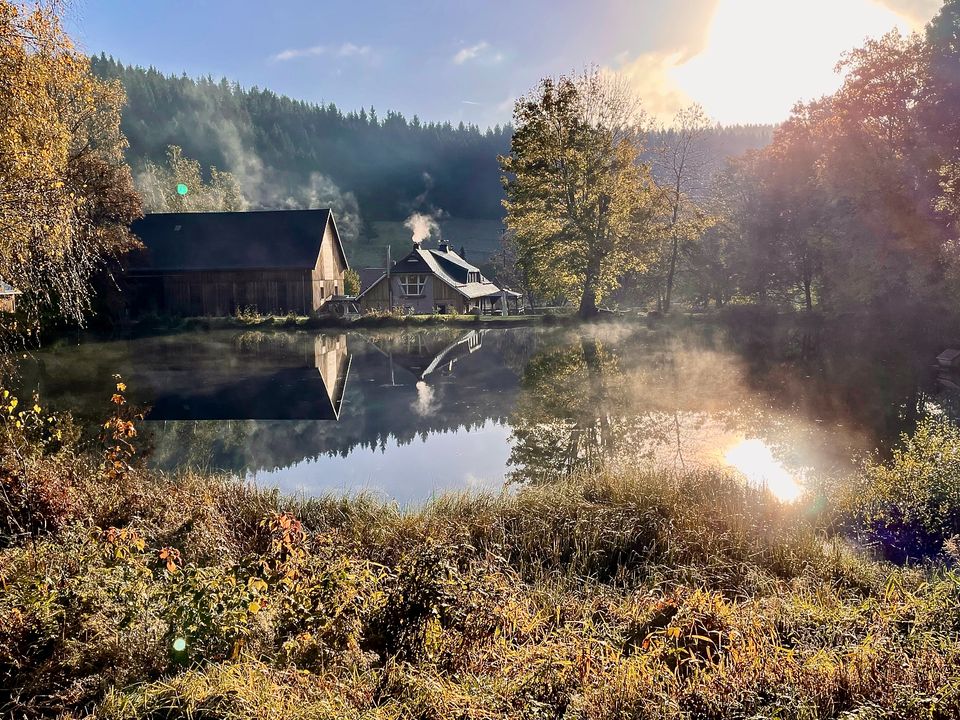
468, 271, 480, 283
399, 274, 427, 296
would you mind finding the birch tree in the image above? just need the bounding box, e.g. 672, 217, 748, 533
0, 1, 141, 332
654, 104, 714, 312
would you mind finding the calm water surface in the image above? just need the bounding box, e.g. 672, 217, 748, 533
19, 321, 946, 504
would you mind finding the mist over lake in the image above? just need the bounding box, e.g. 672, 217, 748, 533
21, 316, 948, 504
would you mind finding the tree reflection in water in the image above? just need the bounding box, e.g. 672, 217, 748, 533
507, 337, 673, 484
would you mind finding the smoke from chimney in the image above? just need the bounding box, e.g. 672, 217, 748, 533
404, 212, 440, 246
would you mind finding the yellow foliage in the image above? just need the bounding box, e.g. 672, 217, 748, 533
0, 1, 141, 330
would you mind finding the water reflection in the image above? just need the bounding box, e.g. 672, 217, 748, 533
18, 318, 946, 503
145, 332, 351, 420
723, 438, 805, 502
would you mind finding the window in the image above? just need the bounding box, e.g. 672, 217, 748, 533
399, 274, 426, 296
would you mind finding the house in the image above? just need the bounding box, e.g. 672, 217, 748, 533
125, 209, 348, 317
0, 280, 21, 313
357, 240, 520, 315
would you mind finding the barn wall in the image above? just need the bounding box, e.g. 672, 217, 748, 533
358, 275, 391, 313
312, 219, 348, 311
127, 269, 313, 317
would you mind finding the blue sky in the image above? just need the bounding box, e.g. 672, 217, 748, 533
66, 0, 939, 128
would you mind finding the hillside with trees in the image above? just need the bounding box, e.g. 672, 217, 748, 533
90, 56, 772, 229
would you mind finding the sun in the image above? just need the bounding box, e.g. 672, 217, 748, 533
670, 0, 915, 125
723, 438, 804, 502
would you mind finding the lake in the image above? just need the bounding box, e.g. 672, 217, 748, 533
18, 318, 949, 504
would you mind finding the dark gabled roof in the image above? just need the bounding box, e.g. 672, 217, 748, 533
357, 243, 504, 301
358, 268, 385, 293
393, 247, 435, 274
128, 209, 347, 271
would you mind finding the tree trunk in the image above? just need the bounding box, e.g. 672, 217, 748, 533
664, 235, 679, 312
579, 280, 599, 318
579, 260, 601, 319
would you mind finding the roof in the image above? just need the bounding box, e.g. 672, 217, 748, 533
127, 209, 348, 272
406, 245, 502, 299
358, 268, 385, 293
356, 243, 512, 301
0, 280, 20, 296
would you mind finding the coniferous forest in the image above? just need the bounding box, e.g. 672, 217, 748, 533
90, 55, 774, 223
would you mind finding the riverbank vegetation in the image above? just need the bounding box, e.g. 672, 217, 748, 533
3, 384, 960, 718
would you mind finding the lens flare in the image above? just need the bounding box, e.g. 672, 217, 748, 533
723, 438, 803, 502
176, 183, 189, 196
172, 637, 187, 652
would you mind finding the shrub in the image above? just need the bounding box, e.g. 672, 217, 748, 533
844, 414, 960, 559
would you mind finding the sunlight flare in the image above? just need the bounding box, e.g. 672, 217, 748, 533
669, 0, 915, 124
723, 438, 804, 502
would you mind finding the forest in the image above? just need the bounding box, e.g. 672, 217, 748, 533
90, 55, 773, 224
498, 9, 960, 323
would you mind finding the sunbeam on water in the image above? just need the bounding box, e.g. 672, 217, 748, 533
723, 438, 804, 502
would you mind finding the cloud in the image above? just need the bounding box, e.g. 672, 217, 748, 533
875, 0, 940, 27
453, 41, 493, 65
613, 50, 695, 124
461, 100, 481, 105
610, 0, 924, 126
270, 42, 372, 63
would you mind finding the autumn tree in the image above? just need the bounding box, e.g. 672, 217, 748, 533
500, 69, 661, 318
653, 104, 715, 312
721, 28, 949, 313
138, 145, 247, 213
0, 1, 141, 332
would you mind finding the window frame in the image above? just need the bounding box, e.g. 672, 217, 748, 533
399, 273, 427, 297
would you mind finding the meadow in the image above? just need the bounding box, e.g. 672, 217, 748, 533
2, 382, 960, 719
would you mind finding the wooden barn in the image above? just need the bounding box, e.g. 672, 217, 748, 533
125, 209, 349, 317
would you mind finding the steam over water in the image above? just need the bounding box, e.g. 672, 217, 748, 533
19, 321, 946, 504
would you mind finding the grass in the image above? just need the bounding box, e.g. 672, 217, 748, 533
110, 310, 565, 339
2, 386, 960, 718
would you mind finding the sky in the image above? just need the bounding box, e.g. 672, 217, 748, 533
65, 0, 941, 128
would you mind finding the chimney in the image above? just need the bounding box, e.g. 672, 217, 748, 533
438, 240, 450, 253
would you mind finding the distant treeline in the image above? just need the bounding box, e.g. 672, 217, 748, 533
90, 55, 773, 221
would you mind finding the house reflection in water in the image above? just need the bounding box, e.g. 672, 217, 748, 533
146, 332, 352, 421
366, 329, 487, 386
420, 330, 484, 380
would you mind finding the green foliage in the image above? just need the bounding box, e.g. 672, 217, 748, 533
501, 70, 661, 316
342, 268, 361, 296
138, 145, 247, 213
845, 414, 960, 559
